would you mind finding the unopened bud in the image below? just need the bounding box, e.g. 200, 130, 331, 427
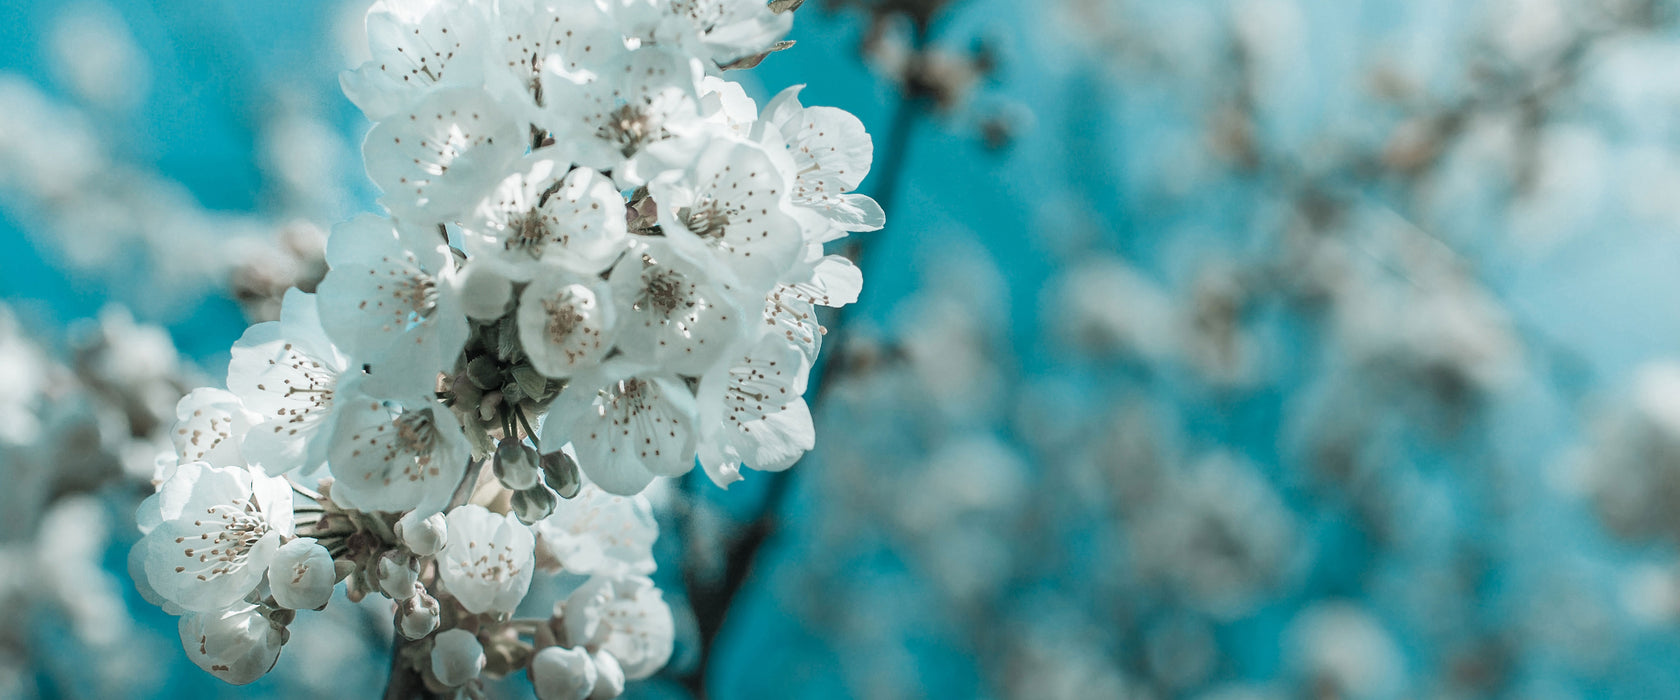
541, 450, 582, 499
397, 510, 448, 557
397, 584, 441, 640
458, 262, 513, 321
496, 440, 542, 491
377, 551, 420, 600
531, 645, 596, 700
588, 651, 625, 700
512, 483, 559, 524
430, 629, 486, 687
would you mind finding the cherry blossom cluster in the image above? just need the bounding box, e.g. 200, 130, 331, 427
131, 0, 877, 696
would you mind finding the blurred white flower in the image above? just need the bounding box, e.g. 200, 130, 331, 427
535, 475, 658, 576
530, 645, 597, 700
562, 574, 674, 680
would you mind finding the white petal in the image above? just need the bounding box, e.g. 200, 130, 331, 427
464, 161, 630, 280
341, 0, 486, 120
171, 388, 259, 467
535, 480, 657, 576
269, 538, 335, 610
229, 290, 346, 475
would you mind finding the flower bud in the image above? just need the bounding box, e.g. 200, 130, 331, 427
530, 646, 596, 700
396, 510, 448, 557
377, 551, 421, 600
430, 628, 486, 687
458, 262, 513, 321
496, 439, 542, 491
397, 584, 441, 640
512, 483, 559, 524
541, 449, 582, 499
588, 651, 625, 700
179, 603, 286, 685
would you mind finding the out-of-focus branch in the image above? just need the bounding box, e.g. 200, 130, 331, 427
677, 17, 935, 699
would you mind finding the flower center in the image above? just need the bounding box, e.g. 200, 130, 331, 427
506, 208, 553, 258
680, 199, 731, 240
598, 104, 658, 157
176, 497, 270, 580
635, 268, 688, 318
398, 272, 440, 327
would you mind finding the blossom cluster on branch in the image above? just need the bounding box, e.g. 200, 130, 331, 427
129, 0, 879, 696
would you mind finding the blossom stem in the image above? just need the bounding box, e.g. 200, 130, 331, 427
382, 632, 446, 700
515, 405, 540, 451
447, 458, 483, 511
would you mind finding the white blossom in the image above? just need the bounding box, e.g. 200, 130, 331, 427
611, 0, 792, 65
437, 504, 536, 614
341, 0, 488, 121
539, 45, 705, 180
481, 0, 617, 117
695, 333, 813, 487
141, 463, 295, 612
270, 538, 336, 611
464, 161, 629, 281
364, 86, 525, 224
535, 470, 658, 576
762, 254, 863, 361
316, 213, 468, 395
562, 574, 673, 680
517, 273, 617, 379
651, 135, 804, 289
179, 602, 288, 685
132, 0, 877, 692
326, 381, 472, 517
545, 363, 700, 496
606, 240, 745, 375
761, 85, 884, 239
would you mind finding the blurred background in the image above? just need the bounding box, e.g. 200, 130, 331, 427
6, 0, 1680, 698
